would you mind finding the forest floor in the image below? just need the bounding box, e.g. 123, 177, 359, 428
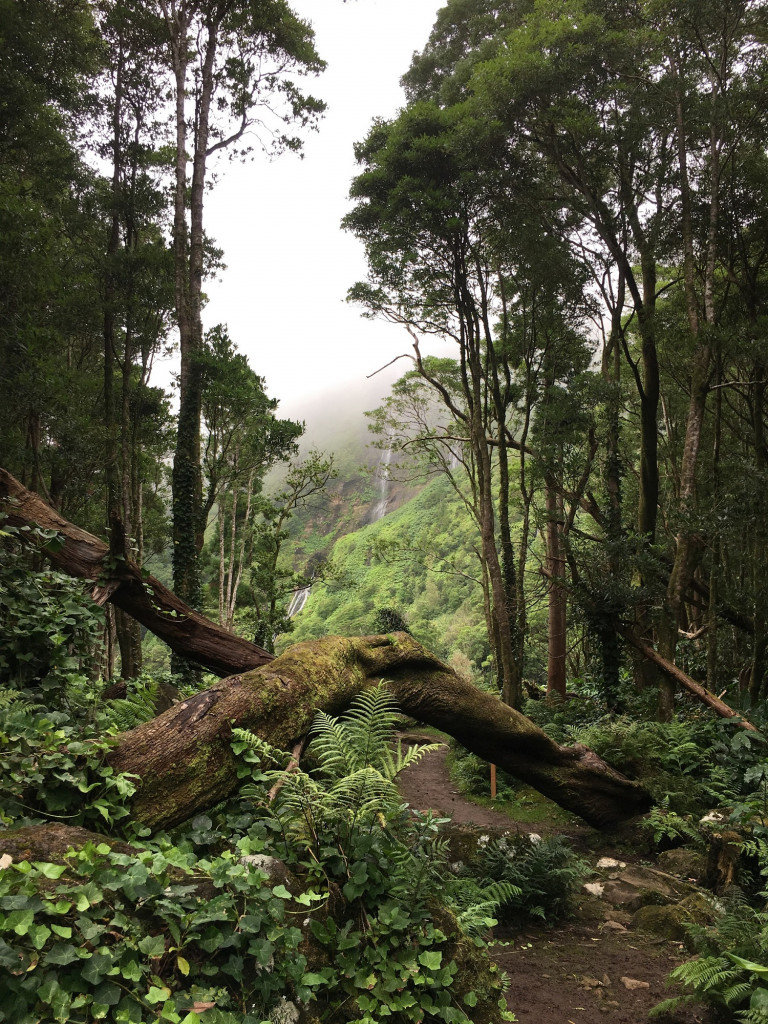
396, 739, 714, 1024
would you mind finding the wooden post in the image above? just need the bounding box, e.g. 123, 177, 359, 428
490, 763, 497, 800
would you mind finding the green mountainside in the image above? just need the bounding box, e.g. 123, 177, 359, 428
271, 377, 552, 680
278, 472, 485, 660
276, 465, 548, 682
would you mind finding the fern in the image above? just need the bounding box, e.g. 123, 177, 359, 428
0, 687, 37, 712
108, 678, 159, 731
443, 878, 522, 938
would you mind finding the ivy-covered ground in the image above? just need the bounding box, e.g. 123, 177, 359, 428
397, 741, 713, 1024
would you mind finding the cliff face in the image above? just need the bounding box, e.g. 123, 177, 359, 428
273, 372, 427, 571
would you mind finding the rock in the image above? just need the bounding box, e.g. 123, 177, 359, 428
596, 857, 627, 870
601, 864, 695, 912
603, 909, 632, 925
621, 977, 650, 991
579, 975, 604, 989
657, 848, 706, 881
679, 892, 719, 927
602, 920, 627, 933
630, 904, 690, 941
575, 897, 607, 922
584, 882, 605, 897
700, 811, 728, 825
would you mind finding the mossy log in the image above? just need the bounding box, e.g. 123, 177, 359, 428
1, 468, 649, 830
0, 823, 133, 863
0, 468, 272, 676
108, 633, 651, 831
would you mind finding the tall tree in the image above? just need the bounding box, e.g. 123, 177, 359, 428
158, 0, 325, 622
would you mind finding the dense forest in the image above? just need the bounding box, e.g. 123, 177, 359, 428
4, 0, 768, 1022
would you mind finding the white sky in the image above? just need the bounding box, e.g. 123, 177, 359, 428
171, 0, 445, 420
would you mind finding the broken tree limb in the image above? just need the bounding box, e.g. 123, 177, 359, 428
108, 633, 652, 832
618, 624, 760, 732
0, 468, 273, 676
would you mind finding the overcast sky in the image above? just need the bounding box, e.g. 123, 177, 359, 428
162, 0, 445, 421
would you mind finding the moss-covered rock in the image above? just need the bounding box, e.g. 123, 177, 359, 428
657, 847, 707, 882
630, 904, 691, 941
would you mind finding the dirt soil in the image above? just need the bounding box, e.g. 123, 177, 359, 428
397, 742, 713, 1024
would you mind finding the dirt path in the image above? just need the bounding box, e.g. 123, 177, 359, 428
397, 743, 711, 1024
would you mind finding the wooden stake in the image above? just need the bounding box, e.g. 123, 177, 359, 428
490, 763, 497, 800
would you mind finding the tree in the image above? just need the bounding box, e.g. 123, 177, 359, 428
158, 0, 325, 621
247, 449, 336, 650
345, 97, 594, 706
198, 326, 304, 631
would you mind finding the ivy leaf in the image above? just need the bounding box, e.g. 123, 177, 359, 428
44, 942, 85, 966
418, 950, 443, 970
139, 934, 166, 957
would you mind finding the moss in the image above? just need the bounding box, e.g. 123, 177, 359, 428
630, 903, 694, 941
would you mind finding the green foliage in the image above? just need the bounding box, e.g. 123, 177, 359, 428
0, 835, 313, 1024
567, 714, 764, 816
283, 472, 494, 666
0, 698, 137, 830
640, 803, 705, 850
229, 683, 515, 1022
106, 674, 163, 732
652, 885, 768, 1022
0, 519, 104, 698
469, 833, 588, 925
0, 683, 517, 1023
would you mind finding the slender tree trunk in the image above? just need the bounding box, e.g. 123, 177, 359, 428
545, 471, 567, 699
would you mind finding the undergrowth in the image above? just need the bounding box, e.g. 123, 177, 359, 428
0, 684, 517, 1023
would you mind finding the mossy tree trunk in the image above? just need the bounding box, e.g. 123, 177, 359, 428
108, 633, 652, 831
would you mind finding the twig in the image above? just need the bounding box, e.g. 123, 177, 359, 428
268, 741, 305, 802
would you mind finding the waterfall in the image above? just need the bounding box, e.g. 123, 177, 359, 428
287, 584, 311, 618
370, 442, 393, 523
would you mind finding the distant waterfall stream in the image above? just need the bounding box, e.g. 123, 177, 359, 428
370, 442, 393, 523
287, 585, 311, 618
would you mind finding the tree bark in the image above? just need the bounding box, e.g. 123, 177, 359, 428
618, 625, 758, 732
107, 632, 651, 832
0, 468, 273, 676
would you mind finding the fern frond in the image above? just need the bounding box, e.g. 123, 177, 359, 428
0, 687, 37, 713
649, 995, 697, 1018
327, 767, 400, 819
231, 727, 292, 767
108, 679, 159, 731
724, 982, 758, 1006
671, 955, 741, 993
738, 1008, 768, 1024
380, 738, 442, 781
337, 683, 400, 773
308, 711, 356, 779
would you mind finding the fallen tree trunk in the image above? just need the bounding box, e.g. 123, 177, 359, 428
1, 468, 650, 829
0, 468, 272, 676
618, 625, 759, 732
109, 632, 652, 831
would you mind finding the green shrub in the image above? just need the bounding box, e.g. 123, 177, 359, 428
0, 697, 137, 830
470, 832, 589, 925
